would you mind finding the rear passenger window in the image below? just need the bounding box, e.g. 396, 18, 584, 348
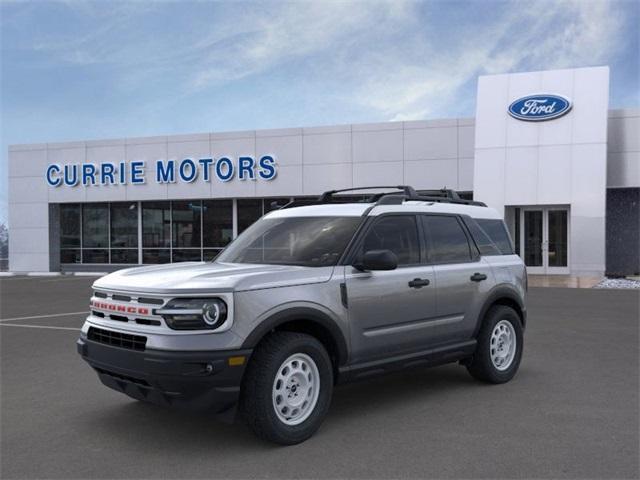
361, 216, 420, 265
465, 219, 502, 256
476, 219, 514, 254
422, 216, 473, 264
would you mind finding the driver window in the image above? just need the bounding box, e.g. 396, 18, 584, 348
361, 215, 420, 265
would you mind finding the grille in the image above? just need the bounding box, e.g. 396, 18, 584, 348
88, 327, 147, 351
112, 294, 132, 302
138, 297, 164, 305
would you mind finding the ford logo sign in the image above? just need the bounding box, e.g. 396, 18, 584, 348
508, 94, 572, 121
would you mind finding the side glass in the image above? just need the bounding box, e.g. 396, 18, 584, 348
523, 210, 543, 267
548, 210, 568, 267
360, 216, 420, 265
422, 215, 472, 263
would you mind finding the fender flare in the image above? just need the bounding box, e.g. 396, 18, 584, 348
241, 306, 349, 366
473, 284, 527, 337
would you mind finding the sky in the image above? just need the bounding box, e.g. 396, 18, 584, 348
1, 0, 638, 226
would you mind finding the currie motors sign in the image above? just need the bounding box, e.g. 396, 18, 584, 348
508, 94, 572, 121
45, 155, 277, 187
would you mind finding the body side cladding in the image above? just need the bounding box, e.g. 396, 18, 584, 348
241, 307, 349, 367
338, 339, 477, 384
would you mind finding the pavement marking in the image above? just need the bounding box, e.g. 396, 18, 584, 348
40, 277, 95, 283
0, 323, 80, 331
0, 311, 88, 323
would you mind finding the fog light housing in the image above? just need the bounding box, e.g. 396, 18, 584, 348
157, 298, 228, 330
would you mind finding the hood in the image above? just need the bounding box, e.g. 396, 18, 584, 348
93, 261, 335, 294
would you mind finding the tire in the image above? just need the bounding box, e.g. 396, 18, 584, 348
240, 331, 333, 445
466, 305, 523, 384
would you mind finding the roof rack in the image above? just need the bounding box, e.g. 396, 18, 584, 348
279, 185, 486, 209
319, 185, 418, 202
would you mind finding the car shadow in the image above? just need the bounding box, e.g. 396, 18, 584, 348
83, 363, 485, 451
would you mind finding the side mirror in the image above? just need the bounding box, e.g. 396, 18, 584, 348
354, 249, 398, 271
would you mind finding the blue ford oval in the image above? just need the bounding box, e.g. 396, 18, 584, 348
508, 94, 572, 121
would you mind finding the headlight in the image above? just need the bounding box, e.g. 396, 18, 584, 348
156, 298, 228, 330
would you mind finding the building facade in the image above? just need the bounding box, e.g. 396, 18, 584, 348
7, 66, 640, 276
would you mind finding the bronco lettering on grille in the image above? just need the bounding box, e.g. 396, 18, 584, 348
90, 300, 150, 315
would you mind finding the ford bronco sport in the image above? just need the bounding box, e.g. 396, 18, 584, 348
77, 186, 526, 445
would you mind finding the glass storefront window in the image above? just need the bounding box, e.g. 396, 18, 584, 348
60, 249, 81, 264
237, 199, 263, 234
203, 249, 223, 261
83, 249, 109, 264
111, 249, 138, 264
143, 202, 171, 248
82, 204, 109, 248
203, 200, 233, 248
172, 249, 202, 262
111, 203, 138, 248
59, 197, 307, 266
60, 204, 81, 248
172, 201, 202, 249
143, 249, 170, 264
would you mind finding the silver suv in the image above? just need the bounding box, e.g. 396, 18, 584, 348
77, 186, 527, 445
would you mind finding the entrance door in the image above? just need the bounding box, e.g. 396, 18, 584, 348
519, 207, 569, 274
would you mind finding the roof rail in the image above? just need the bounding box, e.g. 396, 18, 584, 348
279, 185, 486, 209
318, 185, 417, 202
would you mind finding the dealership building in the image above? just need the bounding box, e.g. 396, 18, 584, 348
7, 66, 640, 276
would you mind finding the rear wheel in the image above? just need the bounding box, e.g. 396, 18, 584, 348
240, 331, 333, 445
466, 305, 523, 383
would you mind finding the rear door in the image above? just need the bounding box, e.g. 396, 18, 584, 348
345, 214, 437, 363
421, 214, 494, 342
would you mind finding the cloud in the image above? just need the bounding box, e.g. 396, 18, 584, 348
188, 1, 414, 90
349, 0, 626, 121
2, 0, 632, 121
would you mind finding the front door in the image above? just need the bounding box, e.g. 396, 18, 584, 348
519, 207, 569, 274
344, 214, 437, 363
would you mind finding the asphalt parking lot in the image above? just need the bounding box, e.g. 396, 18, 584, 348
1, 276, 638, 479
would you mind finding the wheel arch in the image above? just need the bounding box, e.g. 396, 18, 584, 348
474, 285, 526, 337
241, 307, 349, 374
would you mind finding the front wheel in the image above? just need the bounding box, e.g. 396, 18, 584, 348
240, 332, 333, 445
466, 305, 523, 384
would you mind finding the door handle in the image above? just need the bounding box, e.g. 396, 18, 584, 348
470, 273, 487, 282
408, 278, 430, 288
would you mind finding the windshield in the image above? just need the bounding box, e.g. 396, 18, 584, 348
216, 216, 362, 267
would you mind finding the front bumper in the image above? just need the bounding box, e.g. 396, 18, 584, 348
77, 336, 252, 413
